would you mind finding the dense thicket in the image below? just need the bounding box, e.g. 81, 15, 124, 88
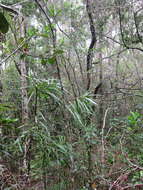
0, 0, 143, 189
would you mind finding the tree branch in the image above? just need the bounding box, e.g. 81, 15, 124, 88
0, 3, 19, 15
118, 2, 143, 52
86, 0, 97, 90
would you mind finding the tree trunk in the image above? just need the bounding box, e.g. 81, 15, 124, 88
98, 31, 104, 129
19, 17, 29, 125
86, 0, 97, 91
19, 16, 30, 178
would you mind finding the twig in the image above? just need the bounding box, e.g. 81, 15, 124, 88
109, 167, 137, 190
120, 135, 143, 170
118, 2, 143, 52
0, 36, 32, 66
101, 108, 110, 165
0, 3, 19, 15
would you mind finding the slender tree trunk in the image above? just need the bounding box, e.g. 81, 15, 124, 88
19, 16, 31, 178
19, 17, 28, 125
20, 58, 28, 124
86, 0, 96, 91
98, 31, 104, 129
0, 68, 3, 136
113, 51, 120, 117
0, 73, 2, 103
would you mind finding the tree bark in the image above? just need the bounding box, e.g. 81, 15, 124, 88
86, 0, 97, 91
19, 16, 30, 177
98, 31, 104, 129
19, 16, 29, 125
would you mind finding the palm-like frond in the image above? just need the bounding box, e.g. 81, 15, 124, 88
67, 93, 97, 126
33, 78, 63, 104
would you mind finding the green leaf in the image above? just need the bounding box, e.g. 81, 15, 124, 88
27, 27, 38, 36
38, 33, 49, 38
41, 58, 47, 66
20, 53, 26, 59
0, 103, 12, 112
0, 117, 18, 124
54, 49, 64, 55
0, 12, 9, 34
47, 57, 56, 64
14, 138, 23, 153
44, 25, 51, 33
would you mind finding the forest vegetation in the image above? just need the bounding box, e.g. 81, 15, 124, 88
0, 0, 143, 189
